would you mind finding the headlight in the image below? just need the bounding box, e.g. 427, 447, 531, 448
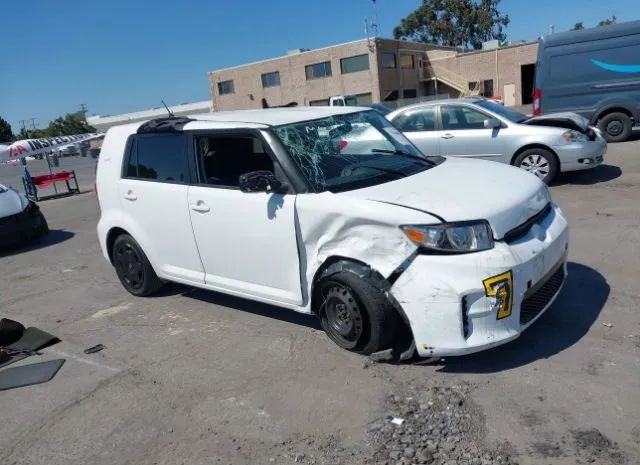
401, 221, 494, 253
562, 130, 587, 143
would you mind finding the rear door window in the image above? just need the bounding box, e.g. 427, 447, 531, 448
125, 134, 189, 183
394, 107, 437, 132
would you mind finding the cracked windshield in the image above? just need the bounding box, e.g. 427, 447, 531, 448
273, 110, 438, 192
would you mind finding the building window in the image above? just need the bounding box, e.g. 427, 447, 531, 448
217, 80, 234, 95
340, 54, 370, 74
381, 53, 397, 69
383, 90, 399, 101
400, 54, 415, 69
309, 99, 330, 106
481, 79, 494, 97
403, 89, 417, 99
261, 71, 280, 88
305, 61, 332, 80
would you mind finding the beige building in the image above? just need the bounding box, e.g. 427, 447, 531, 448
208, 38, 539, 111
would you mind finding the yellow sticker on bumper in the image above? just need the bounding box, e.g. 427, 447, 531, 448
483, 270, 513, 320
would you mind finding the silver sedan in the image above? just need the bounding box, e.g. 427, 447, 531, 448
386, 98, 607, 183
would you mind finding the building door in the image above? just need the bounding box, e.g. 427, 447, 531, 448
503, 83, 516, 106
520, 64, 536, 105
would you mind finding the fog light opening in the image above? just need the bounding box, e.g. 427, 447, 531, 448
578, 158, 594, 165
461, 296, 470, 339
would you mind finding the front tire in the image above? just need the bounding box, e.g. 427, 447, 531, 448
514, 148, 559, 184
597, 112, 632, 142
315, 271, 398, 355
112, 234, 163, 296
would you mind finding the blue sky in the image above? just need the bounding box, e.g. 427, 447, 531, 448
0, 0, 635, 132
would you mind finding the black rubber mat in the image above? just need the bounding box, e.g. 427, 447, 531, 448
0, 327, 60, 369
0, 359, 65, 391
0, 318, 25, 346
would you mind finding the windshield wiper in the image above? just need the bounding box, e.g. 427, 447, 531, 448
371, 148, 434, 165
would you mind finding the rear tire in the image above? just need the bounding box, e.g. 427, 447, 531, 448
314, 271, 398, 355
597, 112, 632, 142
112, 234, 163, 296
514, 148, 559, 184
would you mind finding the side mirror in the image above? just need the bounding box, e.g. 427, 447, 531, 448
484, 118, 502, 129
239, 171, 287, 194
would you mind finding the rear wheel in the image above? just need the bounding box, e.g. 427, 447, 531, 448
514, 148, 559, 184
597, 112, 632, 142
315, 271, 397, 355
112, 234, 163, 296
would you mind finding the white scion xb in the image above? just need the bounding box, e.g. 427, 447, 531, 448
96, 107, 569, 358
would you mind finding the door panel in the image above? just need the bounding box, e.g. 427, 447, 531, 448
118, 133, 204, 283
118, 179, 204, 282
188, 187, 303, 305
437, 105, 506, 162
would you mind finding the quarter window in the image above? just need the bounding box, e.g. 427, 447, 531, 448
261, 71, 280, 88
440, 106, 489, 130
381, 53, 397, 69
217, 80, 235, 95
399, 54, 415, 69
305, 61, 332, 80
340, 54, 370, 74
127, 134, 189, 183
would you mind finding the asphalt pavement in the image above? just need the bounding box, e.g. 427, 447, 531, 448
0, 141, 639, 465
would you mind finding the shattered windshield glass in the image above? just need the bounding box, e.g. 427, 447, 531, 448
273, 110, 439, 192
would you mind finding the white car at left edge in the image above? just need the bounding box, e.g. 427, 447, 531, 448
0, 184, 48, 248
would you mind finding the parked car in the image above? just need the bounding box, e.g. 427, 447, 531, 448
97, 107, 568, 359
535, 20, 640, 142
386, 98, 607, 183
0, 183, 48, 248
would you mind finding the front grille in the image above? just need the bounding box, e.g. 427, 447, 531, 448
504, 203, 552, 244
520, 264, 565, 325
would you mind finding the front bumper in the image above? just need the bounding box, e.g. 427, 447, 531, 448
390, 203, 569, 358
554, 137, 607, 172
0, 202, 46, 247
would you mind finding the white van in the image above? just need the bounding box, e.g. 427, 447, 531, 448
96, 107, 568, 358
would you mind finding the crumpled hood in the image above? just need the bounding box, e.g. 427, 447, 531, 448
523, 112, 590, 133
0, 184, 29, 218
341, 157, 550, 239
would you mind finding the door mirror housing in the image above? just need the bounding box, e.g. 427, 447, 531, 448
484, 118, 502, 129
239, 171, 287, 194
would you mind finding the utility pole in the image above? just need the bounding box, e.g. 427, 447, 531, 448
79, 103, 88, 121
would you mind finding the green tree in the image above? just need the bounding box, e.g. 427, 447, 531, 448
571, 22, 585, 31
0, 116, 14, 143
45, 111, 95, 136
598, 15, 617, 27
393, 0, 510, 49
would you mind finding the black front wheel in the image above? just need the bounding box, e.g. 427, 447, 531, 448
315, 271, 398, 355
112, 234, 163, 296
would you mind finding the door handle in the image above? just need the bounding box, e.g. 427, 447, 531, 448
441, 133, 455, 139
190, 201, 210, 213
124, 191, 137, 201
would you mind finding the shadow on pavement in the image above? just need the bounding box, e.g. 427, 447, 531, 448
0, 229, 75, 258
177, 285, 322, 330
553, 164, 622, 186
435, 262, 609, 373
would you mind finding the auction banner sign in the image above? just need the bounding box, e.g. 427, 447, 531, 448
0, 133, 101, 162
